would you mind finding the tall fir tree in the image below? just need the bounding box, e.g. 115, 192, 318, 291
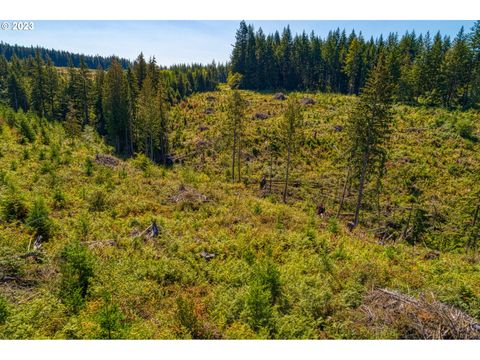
103, 58, 130, 154
31, 51, 47, 117
281, 95, 303, 203
346, 53, 393, 228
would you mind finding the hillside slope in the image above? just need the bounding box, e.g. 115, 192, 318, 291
0, 92, 480, 339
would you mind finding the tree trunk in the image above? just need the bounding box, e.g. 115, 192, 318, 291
353, 151, 369, 228
337, 166, 351, 217
129, 118, 134, 157
269, 152, 273, 193
237, 127, 241, 183
401, 206, 414, 242
232, 126, 237, 182
283, 144, 291, 203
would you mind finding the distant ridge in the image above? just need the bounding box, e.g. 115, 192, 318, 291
0, 41, 131, 69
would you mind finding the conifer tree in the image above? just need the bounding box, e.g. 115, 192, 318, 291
347, 53, 393, 228
0, 55, 9, 101
134, 52, 147, 90
440, 27, 473, 108
344, 36, 365, 94
226, 90, 246, 182
7, 71, 28, 112
31, 51, 47, 117
125, 67, 139, 155
135, 73, 169, 162
103, 58, 130, 154
230, 21, 249, 88
93, 65, 106, 135
44, 57, 59, 119
468, 21, 480, 106
244, 25, 257, 89
281, 95, 303, 203
78, 57, 92, 126
65, 102, 82, 138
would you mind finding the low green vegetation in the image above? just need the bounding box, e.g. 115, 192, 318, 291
0, 85, 479, 339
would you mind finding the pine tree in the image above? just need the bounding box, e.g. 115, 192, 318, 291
31, 51, 47, 117
133, 52, 147, 90
468, 21, 480, 106
255, 28, 267, 90
347, 53, 393, 228
44, 57, 59, 119
279, 26, 294, 90
64, 102, 82, 138
78, 57, 92, 126
125, 67, 139, 155
230, 21, 249, 88
103, 58, 130, 154
281, 95, 303, 203
0, 55, 9, 101
135, 73, 169, 163
440, 27, 473, 108
244, 25, 257, 89
7, 71, 28, 112
226, 90, 246, 182
343, 36, 365, 95
93, 65, 105, 134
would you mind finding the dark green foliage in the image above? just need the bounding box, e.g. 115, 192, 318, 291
252, 260, 282, 305
96, 292, 126, 339
407, 208, 430, 245
18, 116, 36, 143
0, 296, 9, 324
59, 240, 94, 313
26, 198, 52, 240
84, 158, 94, 177
347, 53, 393, 227
456, 118, 476, 140
242, 259, 282, 333
229, 22, 480, 109
1, 189, 28, 223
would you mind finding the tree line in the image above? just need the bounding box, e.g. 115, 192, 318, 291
230, 21, 480, 109
0, 41, 131, 69
0, 51, 225, 162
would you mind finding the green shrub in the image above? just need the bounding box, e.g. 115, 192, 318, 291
18, 117, 35, 143
85, 158, 94, 177
96, 292, 126, 339
59, 240, 94, 313
328, 217, 339, 234
252, 260, 282, 305
38, 149, 46, 161
243, 282, 274, 333
132, 153, 153, 176
175, 297, 202, 339
0, 296, 9, 324
1, 190, 29, 222
88, 189, 109, 212
456, 119, 475, 140
76, 215, 90, 240
26, 198, 52, 240
52, 188, 67, 210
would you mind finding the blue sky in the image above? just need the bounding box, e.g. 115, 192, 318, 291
0, 20, 475, 66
